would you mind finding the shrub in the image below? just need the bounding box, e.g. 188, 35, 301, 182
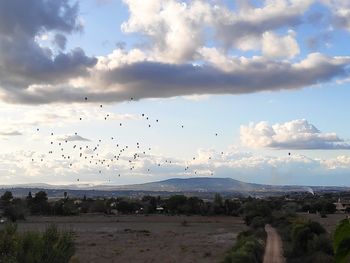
0, 223, 75, 263
333, 219, 350, 263
223, 231, 264, 263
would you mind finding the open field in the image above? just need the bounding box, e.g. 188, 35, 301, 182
15, 214, 245, 263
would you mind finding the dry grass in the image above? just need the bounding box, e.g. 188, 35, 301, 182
18, 214, 245, 263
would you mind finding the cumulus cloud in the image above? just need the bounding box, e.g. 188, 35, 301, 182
0, 0, 350, 104
262, 31, 300, 59
212, 0, 314, 51
121, 0, 312, 58
241, 119, 350, 150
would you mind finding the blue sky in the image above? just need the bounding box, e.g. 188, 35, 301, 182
0, 0, 350, 186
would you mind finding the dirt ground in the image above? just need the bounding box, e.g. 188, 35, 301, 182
299, 213, 349, 233
263, 225, 286, 263
17, 214, 246, 263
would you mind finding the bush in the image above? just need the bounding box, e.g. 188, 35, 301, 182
0, 223, 75, 263
223, 231, 264, 263
0, 223, 19, 263
250, 216, 267, 229
333, 219, 350, 263
3, 204, 26, 222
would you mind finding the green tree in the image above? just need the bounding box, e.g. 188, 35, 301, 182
333, 219, 350, 263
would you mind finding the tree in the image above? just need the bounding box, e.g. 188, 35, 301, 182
334, 219, 350, 263
1, 191, 13, 203
31, 191, 50, 215
291, 221, 327, 257
214, 193, 223, 206
224, 199, 241, 216
26, 191, 32, 201
165, 195, 187, 213
34, 191, 48, 203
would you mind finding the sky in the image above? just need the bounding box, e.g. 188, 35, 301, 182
1, 0, 350, 186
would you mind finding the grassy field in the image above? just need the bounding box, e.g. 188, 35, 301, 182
16, 214, 246, 263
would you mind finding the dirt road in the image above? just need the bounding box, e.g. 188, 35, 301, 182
263, 224, 286, 263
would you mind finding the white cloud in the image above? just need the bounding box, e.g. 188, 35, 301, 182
322, 155, 350, 169
0, 103, 140, 133
120, 0, 312, 60
240, 119, 350, 149
1, 147, 350, 186
121, 0, 212, 63
262, 31, 300, 59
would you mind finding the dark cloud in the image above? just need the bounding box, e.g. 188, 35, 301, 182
1, 53, 350, 104
54, 34, 67, 50
0, 0, 80, 37
0, 0, 96, 92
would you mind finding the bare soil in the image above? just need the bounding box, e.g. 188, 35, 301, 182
263, 224, 286, 263
17, 214, 246, 263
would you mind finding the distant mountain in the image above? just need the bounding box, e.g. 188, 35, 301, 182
102, 177, 335, 193
2, 177, 348, 195
109, 177, 261, 192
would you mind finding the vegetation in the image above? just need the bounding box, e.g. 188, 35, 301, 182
1, 190, 350, 263
0, 191, 244, 220
333, 219, 350, 263
222, 229, 265, 263
0, 223, 75, 263
220, 194, 340, 263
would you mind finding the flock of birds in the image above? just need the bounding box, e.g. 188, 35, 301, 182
29, 97, 293, 183
28, 97, 225, 183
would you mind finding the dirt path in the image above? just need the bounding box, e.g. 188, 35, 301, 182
263, 224, 286, 263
